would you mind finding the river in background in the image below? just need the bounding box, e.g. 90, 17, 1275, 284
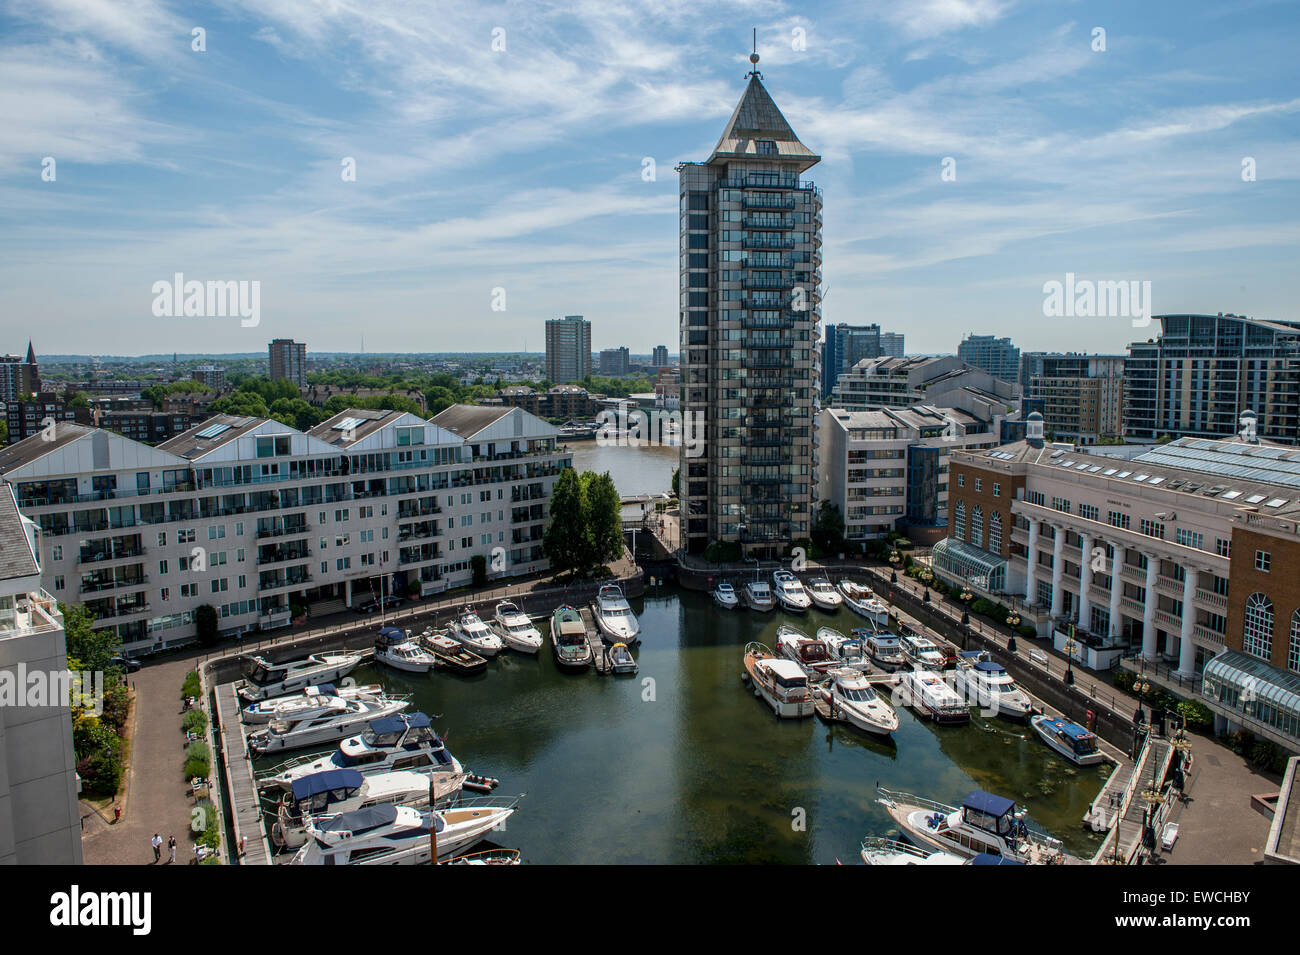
255, 588, 1107, 864
567, 441, 677, 499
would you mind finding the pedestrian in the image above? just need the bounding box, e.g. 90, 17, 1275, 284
168, 835, 177, 864
151, 833, 162, 863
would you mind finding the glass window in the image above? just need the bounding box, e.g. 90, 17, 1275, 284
1244, 593, 1273, 661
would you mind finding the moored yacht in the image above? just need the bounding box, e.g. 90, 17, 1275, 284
242, 683, 384, 724
953, 651, 1033, 720
270, 767, 465, 850
744, 579, 776, 612
256, 712, 461, 793
292, 798, 520, 865
876, 788, 1064, 864
854, 627, 905, 671
897, 669, 970, 724
249, 695, 411, 755
449, 608, 504, 657
772, 569, 812, 613
860, 837, 965, 866
608, 642, 638, 675
490, 601, 544, 654
837, 580, 890, 625
805, 577, 843, 612
373, 628, 438, 673
1031, 715, 1106, 765
592, 584, 641, 644
419, 629, 488, 674
775, 625, 837, 677
712, 581, 739, 610
550, 605, 593, 671
237, 651, 363, 703
742, 642, 814, 718
817, 627, 870, 671
817, 668, 899, 736
900, 632, 946, 670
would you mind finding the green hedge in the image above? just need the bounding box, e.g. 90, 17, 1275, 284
182, 671, 201, 700
182, 710, 209, 735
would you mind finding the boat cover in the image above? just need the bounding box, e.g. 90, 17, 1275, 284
319, 804, 399, 833
1044, 718, 1093, 740
375, 628, 407, 645
963, 791, 1015, 818
291, 769, 364, 800
974, 661, 1006, 673
368, 712, 432, 735
969, 853, 1023, 866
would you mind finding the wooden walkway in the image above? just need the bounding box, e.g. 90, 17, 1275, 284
214, 683, 272, 866
579, 607, 611, 674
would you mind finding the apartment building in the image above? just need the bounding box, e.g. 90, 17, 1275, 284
598, 347, 631, 377
1125, 313, 1300, 444
268, 339, 308, 390
677, 55, 822, 557
938, 412, 1300, 752
5, 394, 76, 445
822, 323, 882, 399
0, 405, 571, 654
1023, 353, 1125, 443
817, 405, 1001, 546
0, 484, 82, 864
545, 315, 592, 384
830, 355, 1017, 415
191, 365, 227, 391
879, 331, 905, 358
0, 343, 40, 402
957, 334, 1021, 383
652, 345, 669, 367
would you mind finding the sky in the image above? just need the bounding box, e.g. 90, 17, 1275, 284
2, 0, 1298, 358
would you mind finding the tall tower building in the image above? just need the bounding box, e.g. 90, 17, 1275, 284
544, 315, 592, 384
677, 47, 822, 557
957, 334, 1020, 383
822, 323, 882, 399
652, 345, 669, 367
268, 339, 307, 389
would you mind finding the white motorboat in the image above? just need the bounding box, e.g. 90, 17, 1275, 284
608, 642, 638, 675
860, 837, 965, 866
1031, 715, 1106, 766
491, 601, 544, 654
900, 632, 946, 671
775, 625, 837, 678
242, 683, 384, 724
592, 584, 641, 644
876, 788, 1064, 864
897, 669, 970, 724
271, 767, 465, 850
816, 627, 870, 671
373, 628, 438, 673
953, 651, 1032, 720
772, 570, 812, 613
743, 642, 814, 718
550, 605, 593, 671
806, 577, 843, 612
854, 627, 905, 671
817, 667, 898, 736
837, 580, 890, 625
237, 651, 363, 702
249, 695, 411, 755
712, 581, 739, 610
449, 608, 504, 657
257, 712, 463, 793
292, 798, 521, 865
744, 579, 776, 612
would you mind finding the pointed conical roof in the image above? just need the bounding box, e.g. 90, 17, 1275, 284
709, 74, 819, 170
25, 341, 36, 364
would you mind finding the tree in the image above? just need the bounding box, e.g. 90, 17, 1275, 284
671, 467, 679, 497
209, 391, 269, 418
59, 603, 120, 675
542, 469, 591, 577
195, 604, 219, 646
583, 471, 624, 566
811, 502, 846, 553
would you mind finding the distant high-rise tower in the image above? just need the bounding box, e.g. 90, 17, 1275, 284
0, 342, 40, 401
822, 324, 881, 399
268, 339, 307, 389
544, 315, 591, 383
652, 345, 669, 367
957, 334, 1020, 383
879, 331, 905, 358
677, 46, 822, 557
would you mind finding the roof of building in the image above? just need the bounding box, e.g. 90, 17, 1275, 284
0, 484, 39, 582
429, 403, 514, 438
0, 421, 92, 472
156, 415, 266, 459
306, 409, 403, 448
709, 74, 819, 168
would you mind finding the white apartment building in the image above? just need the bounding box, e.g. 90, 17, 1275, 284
0, 405, 570, 654
831, 355, 1017, 413
817, 405, 1001, 545
0, 484, 82, 864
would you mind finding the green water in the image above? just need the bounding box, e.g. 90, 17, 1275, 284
255, 586, 1107, 863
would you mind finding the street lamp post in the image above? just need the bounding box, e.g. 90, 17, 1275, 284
1064, 638, 1077, 686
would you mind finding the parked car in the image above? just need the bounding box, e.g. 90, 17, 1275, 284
110, 655, 142, 673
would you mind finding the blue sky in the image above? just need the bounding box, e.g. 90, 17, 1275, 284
2, 0, 1297, 357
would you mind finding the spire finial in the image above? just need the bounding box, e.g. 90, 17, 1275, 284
748, 27, 761, 77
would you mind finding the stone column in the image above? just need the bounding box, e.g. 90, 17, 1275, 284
1177, 567, 1198, 676
1050, 526, 1065, 620
1078, 532, 1094, 632
1024, 518, 1039, 603
1108, 543, 1124, 639
1142, 553, 1159, 661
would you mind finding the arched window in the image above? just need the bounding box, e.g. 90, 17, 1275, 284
988, 511, 1002, 553
954, 501, 966, 541
1290, 609, 1300, 674
1243, 593, 1273, 662
971, 505, 984, 548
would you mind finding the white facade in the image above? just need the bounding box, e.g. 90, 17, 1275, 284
0, 406, 571, 653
